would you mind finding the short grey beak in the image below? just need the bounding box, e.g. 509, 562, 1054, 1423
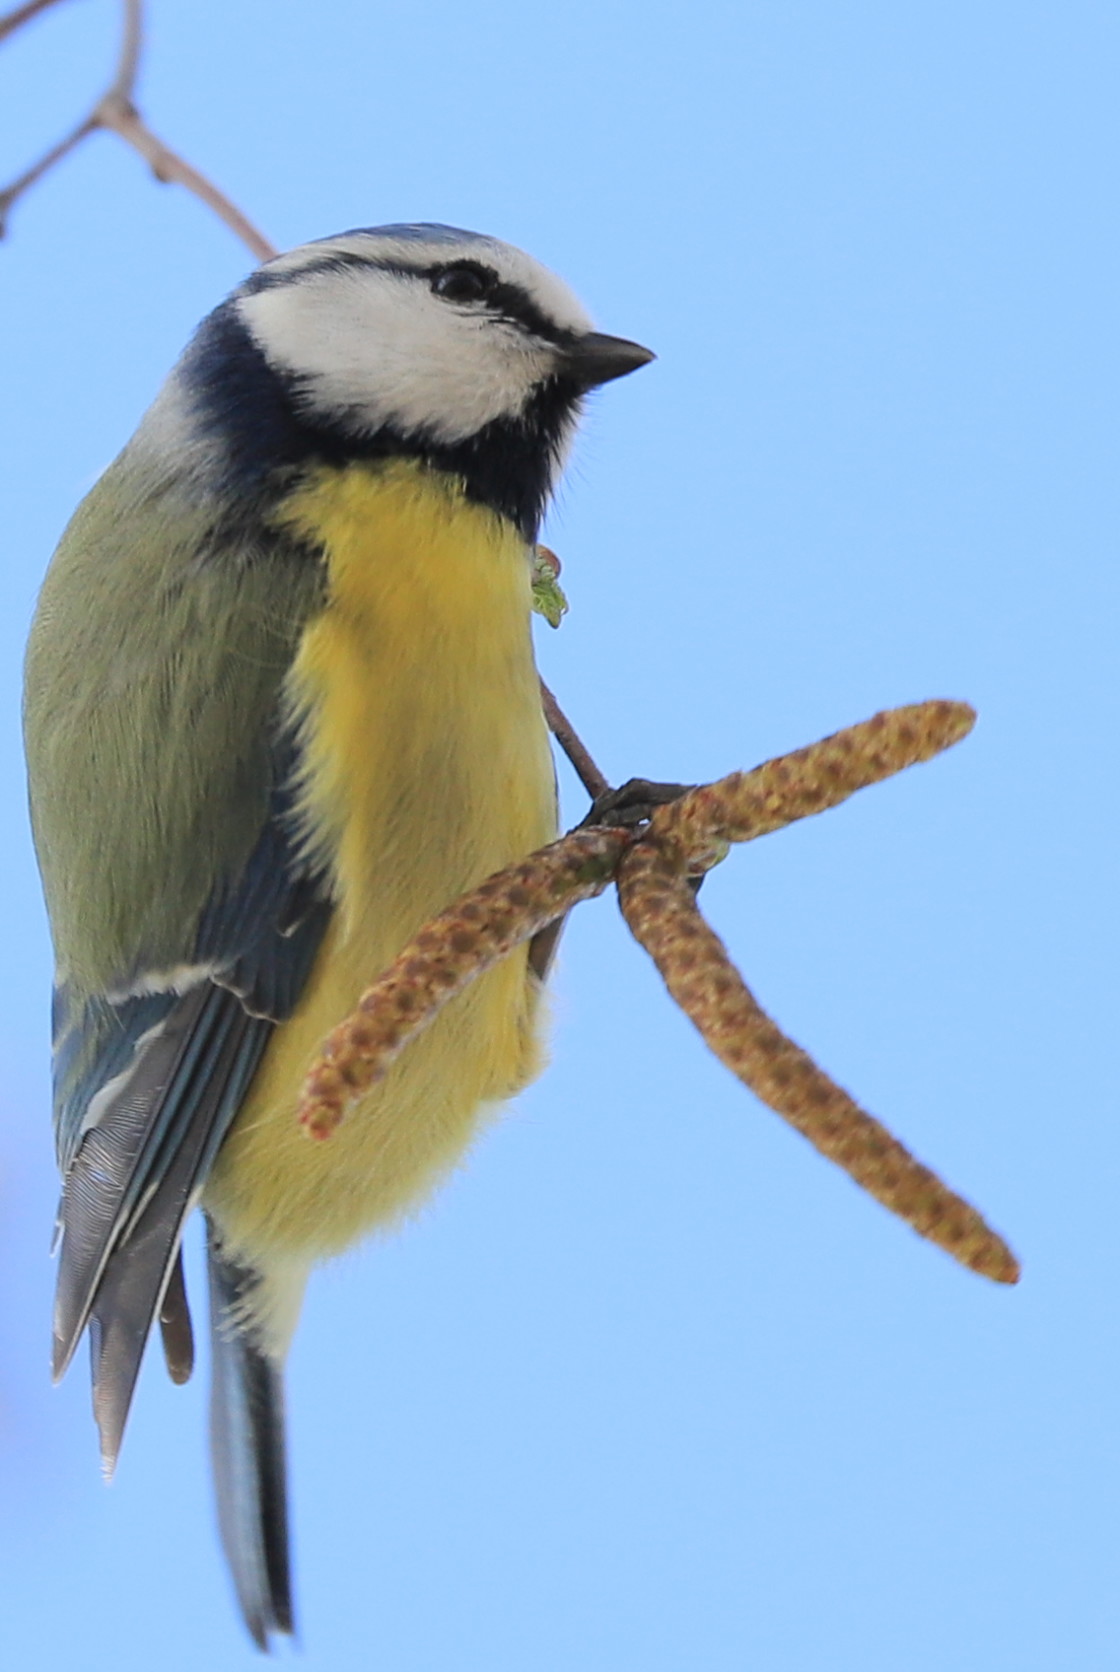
561, 332, 655, 390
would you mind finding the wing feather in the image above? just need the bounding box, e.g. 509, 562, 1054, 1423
49, 720, 331, 1468
84, 985, 274, 1471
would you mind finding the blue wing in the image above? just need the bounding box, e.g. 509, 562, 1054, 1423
50, 725, 331, 1472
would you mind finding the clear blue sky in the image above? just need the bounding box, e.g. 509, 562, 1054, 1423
1, 2, 1116, 1667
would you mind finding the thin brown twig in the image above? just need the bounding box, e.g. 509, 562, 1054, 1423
1, 0, 132, 233
539, 679, 611, 800
1, 0, 275, 257
0, 113, 97, 230
95, 93, 277, 260
0, 0, 69, 45
110, 0, 139, 92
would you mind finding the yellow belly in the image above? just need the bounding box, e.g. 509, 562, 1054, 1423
204, 460, 557, 1267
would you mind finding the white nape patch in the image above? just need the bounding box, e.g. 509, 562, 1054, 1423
126, 375, 224, 494
237, 231, 594, 447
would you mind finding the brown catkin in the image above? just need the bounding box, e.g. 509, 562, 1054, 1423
617, 840, 1019, 1285
299, 827, 629, 1138
654, 701, 976, 865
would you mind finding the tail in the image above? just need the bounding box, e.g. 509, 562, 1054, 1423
206, 1224, 296, 1650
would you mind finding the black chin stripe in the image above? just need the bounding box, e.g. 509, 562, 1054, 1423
412, 378, 583, 539
182, 302, 580, 541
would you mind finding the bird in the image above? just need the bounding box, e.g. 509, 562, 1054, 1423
22, 223, 653, 1647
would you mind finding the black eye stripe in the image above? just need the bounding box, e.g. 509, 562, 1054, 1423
241, 252, 574, 347
428, 264, 573, 347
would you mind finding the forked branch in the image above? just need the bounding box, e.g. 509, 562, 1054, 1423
0, 0, 274, 255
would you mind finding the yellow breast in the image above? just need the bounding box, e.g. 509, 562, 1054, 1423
205, 460, 557, 1268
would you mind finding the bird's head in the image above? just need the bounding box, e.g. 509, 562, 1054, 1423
172, 223, 654, 537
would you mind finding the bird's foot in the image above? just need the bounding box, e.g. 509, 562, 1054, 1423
579, 777, 696, 833
579, 779, 711, 892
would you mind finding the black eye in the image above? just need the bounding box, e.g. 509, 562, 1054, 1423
431, 264, 498, 305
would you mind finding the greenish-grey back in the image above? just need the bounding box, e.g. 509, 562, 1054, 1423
24, 444, 324, 998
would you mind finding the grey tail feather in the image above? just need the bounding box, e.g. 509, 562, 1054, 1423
88, 1222, 183, 1477
207, 1221, 294, 1651
87, 1141, 204, 1474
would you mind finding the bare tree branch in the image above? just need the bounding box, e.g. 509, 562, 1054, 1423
539, 680, 610, 800
0, 113, 97, 231
105, 0, 137, 93
95, 91, 277, 259
1, 0, 275, 257
0, 0, 70, 46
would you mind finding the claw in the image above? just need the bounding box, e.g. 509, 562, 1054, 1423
580, 778, 696, 832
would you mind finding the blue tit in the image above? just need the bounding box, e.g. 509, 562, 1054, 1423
23, 224, 653, 1647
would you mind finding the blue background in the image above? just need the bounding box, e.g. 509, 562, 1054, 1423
1, 2, 1116, 1666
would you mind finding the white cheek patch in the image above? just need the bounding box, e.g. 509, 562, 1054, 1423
238, 272, 560, 446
